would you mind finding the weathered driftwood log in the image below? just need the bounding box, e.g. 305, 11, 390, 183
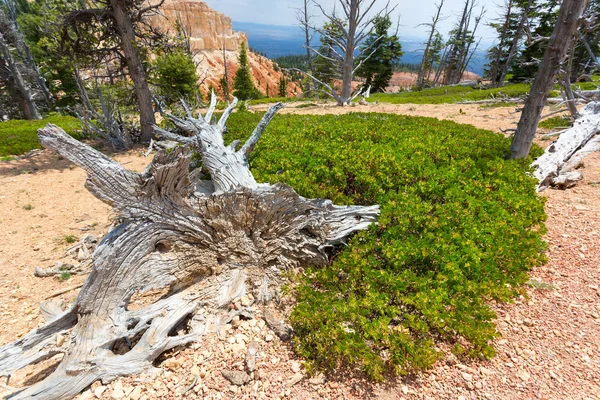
0, 96, 379, 400
533, 101, 600, 191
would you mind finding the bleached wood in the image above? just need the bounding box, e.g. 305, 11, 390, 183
533, 102, 600, 190
0, 93, 379, 400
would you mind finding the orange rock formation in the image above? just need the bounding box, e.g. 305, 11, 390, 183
151, 0, 300, 98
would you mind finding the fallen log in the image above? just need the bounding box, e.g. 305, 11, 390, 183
533, 102, 600, 190
0, 94, 380, 399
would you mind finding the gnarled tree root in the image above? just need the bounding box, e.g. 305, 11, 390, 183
0, 96, 379, 400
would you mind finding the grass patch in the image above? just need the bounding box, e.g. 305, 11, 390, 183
248, 97, 297, 106
224, 112, 547, 379
61, 235, 79, 244
538, 115, 573, 130
22, 203, 33, 210
368, 84, 532, 105
0, 115, 82, 157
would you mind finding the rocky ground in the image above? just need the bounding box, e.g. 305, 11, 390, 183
0, 103, 598, 399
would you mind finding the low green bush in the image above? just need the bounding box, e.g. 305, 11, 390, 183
369, 84, 532, 104
224, 112, 547, 380
248, 97, 296, 106
0, 115, 81, 157
538, 115, 573, 130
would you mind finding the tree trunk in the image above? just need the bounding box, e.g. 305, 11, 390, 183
340, 0, 358, 105
109, 0, 155, 142
533, 101, 600, 190
509, 0, 590, 159
496, 3, 531, 87
418, 0, 445, 88
0, 31, 41, 120
0, 95, 379, 400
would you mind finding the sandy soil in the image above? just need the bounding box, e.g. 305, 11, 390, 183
0, 104, 598, 399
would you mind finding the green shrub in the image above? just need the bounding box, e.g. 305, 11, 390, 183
0, 115, 81, 157
538, 115, 573, 129
153, 50, 200, 104
369, 84, 532, 104
224, 112, 547, 380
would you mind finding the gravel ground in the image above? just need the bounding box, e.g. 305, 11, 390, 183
0, 106, 598, 400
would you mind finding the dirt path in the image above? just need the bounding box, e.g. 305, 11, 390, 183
251, 102, 526, 133
0, 105, 598, 399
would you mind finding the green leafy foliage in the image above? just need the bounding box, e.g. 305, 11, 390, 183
233, 42, 261, 100
538, 116, 573, 129
223, 112, 547, 380
153, 50, 199, 104
0, 115, 81, 156
369, 83, 532, 104
355, 15, 403, 93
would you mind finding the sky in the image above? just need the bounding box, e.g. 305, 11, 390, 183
203, 0, 503, 44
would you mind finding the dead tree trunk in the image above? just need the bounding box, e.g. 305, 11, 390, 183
0, 31, 41, 120
417, 0, 445, 88
0, 95, 379, 400
109, 0, 156, 143
509, 0, 590, 159
533, 101, 600, 190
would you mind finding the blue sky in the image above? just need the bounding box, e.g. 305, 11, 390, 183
203, 0, 502, 44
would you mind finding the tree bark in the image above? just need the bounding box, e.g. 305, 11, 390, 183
0, 31, 41, 120
509, 0, 590, 159
0, 95, 379, 400
417, 0, 445, 88
109, 0, 156, 143
533, 101, 600, 190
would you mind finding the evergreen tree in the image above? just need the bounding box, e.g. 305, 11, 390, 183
484, 0, 533, 87
355, 15, 403, 93
233, 42, 259, 100
278, 76, 288, 97
510, 0, 560, 81
153, 50, 198, 104
312, 19, 344, 87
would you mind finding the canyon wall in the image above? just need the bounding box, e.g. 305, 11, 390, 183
151, 0, 299, 97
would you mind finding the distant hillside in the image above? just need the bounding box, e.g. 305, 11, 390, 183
233, 21, 489, 76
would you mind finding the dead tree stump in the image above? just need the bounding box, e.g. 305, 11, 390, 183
0, 97, 379, 399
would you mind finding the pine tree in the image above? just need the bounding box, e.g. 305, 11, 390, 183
355, 15, 403, 93
510, 0, 560, 81
233, 42, 258, 100
485, 0, 533, 87
278, 76, 287, 97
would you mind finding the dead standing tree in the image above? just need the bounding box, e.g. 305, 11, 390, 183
0, 95, 379, 400
510, 0, 591, 159
300, 0, 396, 105
416, 0, 446, 88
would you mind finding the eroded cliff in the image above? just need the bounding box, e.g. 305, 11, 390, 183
151, 0, 299, 97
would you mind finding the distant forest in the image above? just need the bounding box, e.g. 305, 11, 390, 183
273, 54, 420, 74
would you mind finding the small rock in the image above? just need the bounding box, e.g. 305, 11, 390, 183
240, 295, 252, 307
462, 372, 473, 382
246, 341, 259, 372
94, 386, 106, 398
231, 316, 241, 329
129, 387, 143, 400
263, 309, 293, 341
222, 370, 252, 386
291, 361, 302, 373
78, 390, 94, 400
56, 333, 65, 347
162, 358, 181, 371
111, 381, 124, 399
190, 365, 200, 376
308, 373, 325, 385
517, 370, 531, 382
287, 372, 304, 387
265, 334, 274, 342
401, 386, 409, 395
